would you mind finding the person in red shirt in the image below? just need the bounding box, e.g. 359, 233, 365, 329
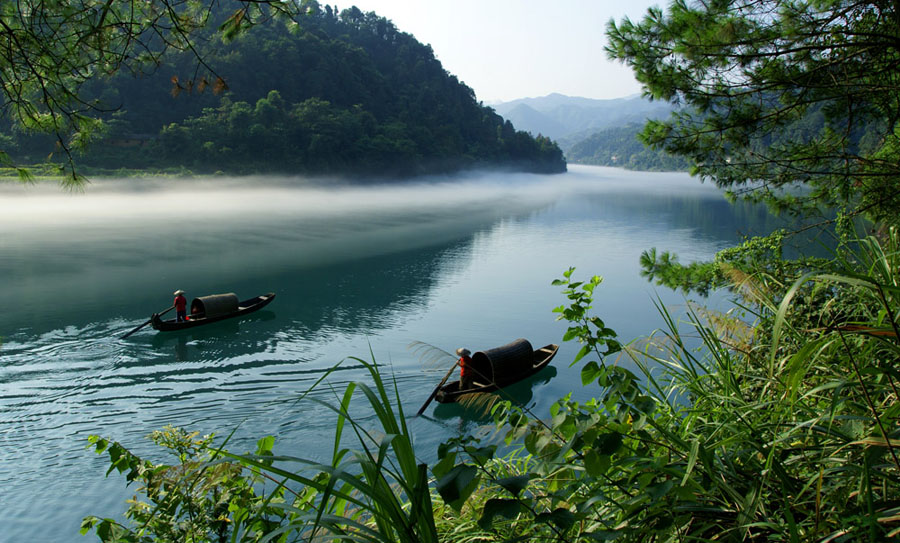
456, 347, 473, 390
173, 289, 187, 322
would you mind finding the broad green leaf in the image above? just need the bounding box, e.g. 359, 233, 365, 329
595, 432, 623, 455
572, 344, 592, 365
496, 475, 533, 497
464, 445, 495, 464
431, 450, 456, 479
584, 450, 611, 477
255, 436, 275, 455
478, 498, 524, 529
535, 508, 576, 531
632, 395, 656, 414
524, 431, 539, 455
581, 360, 602, 385
435, 464, 480, 512
646, 480, 674, 501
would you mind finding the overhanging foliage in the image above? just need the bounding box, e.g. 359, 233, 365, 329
606, 0, 900, 225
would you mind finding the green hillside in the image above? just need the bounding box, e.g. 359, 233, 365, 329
566, 123, 692, 171
567, 103, 884, 175
5, 3, 565, 178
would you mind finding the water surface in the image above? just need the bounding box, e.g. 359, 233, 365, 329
0, 166, 788, 541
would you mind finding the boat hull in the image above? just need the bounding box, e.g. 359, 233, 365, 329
435, 343, 558, 403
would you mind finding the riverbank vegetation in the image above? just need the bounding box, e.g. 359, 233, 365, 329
84, 236, 900, 541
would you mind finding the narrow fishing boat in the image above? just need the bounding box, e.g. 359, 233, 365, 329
150, 292, 275, 332
434, 338, 558, 403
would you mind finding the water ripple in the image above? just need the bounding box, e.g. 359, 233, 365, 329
0, 168, 768, 542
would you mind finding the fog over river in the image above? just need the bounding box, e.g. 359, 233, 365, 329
0, 165, 789, 542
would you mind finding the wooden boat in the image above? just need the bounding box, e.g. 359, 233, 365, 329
434, 338, 558, 403
151, 292, 275, 332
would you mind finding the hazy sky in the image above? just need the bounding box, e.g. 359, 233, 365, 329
345, 0, 662, 103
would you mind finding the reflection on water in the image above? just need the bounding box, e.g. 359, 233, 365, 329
0, 166, 799, 542
1, 172, 556, 334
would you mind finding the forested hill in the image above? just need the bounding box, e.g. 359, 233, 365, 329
566, 124, 692, 171
7, 3, 566, 178
565, 100, 884, 173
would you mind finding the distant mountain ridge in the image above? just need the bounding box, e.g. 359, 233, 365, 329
490, 93, 692, 172
492, 93, 673, 146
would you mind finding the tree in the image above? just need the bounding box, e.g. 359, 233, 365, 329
606, 0, 900, 227
605, 0, 900, 295
0, 0, 294, 184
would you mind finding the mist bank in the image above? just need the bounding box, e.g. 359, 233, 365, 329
0, 170, 568, 332
0, 166, 772, 336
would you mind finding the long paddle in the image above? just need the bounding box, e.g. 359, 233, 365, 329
121, 305, 174, 339
416, 360, 460, 416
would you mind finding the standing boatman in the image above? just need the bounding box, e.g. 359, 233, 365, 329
173, 289, 187, 322
456, 348, 473, 390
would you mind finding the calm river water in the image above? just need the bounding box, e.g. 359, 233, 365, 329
0, 165, 788, 541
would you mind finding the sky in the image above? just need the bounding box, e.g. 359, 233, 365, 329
345, 0, 662, 104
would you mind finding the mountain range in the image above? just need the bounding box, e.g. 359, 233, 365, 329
491, 93, 673, 150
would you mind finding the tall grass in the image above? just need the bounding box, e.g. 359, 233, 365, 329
223, 357, 438, 543
85, 232, 900, 542
85, 357, 438, 543
434, 232, 900, 542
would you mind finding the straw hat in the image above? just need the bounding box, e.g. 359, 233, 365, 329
173, 289, 185, 296
456, 348, 471, 357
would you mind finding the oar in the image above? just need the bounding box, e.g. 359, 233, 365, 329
121, 305, 174, 339
416, 360, 460, 416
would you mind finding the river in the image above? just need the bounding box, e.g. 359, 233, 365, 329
0, 165, 787, 541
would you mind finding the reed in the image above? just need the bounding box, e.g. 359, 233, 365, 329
84, 357, 438, 543
84, 232, 900, 542
433, 232, 900, 542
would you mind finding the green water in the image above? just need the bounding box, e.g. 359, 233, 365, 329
0, 165, 789, 541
